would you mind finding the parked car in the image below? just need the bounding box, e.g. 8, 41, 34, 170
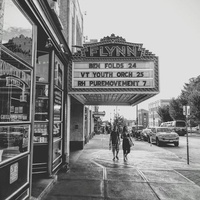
131, 125, 143, 138
140, 128, 152, 141
150, 127, 179, 147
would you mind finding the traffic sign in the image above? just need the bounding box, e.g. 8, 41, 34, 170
183, 105, 190, 116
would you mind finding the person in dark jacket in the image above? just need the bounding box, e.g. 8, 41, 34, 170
109, 125, 120, 161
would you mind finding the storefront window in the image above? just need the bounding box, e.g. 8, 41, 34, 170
0, 0, 33, 167
35, 84, 49, 121
34, 28, 50, 143
54, 88, 62, 121
53, 56, 63, 142
0, 0, 32, 123
34, 123, 48, 143
0, 125, 30, 163
54, 55, 63, 122
1, 0, 33, 65
54, 56, 63, 88
0, 52, 31, 122
35, 38, 49, 122
53, 123, 61, 139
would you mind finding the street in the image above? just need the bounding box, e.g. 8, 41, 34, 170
160, 134, 200, 165
100, 133, 200, 167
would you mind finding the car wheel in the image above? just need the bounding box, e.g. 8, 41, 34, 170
156, 138, 161, 146
174, 142, 179, 147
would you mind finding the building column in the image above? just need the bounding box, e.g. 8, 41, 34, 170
70, 97, 84, 150
63, 94, 71, 164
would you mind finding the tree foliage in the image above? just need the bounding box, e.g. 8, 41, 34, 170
113, 114, 126, 129
157, 105, 173, 122
169, 98, 185, 120
179, 75, 200, 123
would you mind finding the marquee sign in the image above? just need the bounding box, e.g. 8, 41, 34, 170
70, 34, 159, 105
73, 61, 154, 89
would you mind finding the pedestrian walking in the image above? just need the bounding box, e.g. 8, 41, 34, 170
121, 125, 133, 161
109, 125, 120, 161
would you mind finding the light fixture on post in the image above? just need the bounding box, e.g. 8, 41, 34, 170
45, 38, 53, 49
60, 43, 65, 53
59, 43, 69, 55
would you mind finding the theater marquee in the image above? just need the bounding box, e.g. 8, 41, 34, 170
70, 34, 159, 106
73, 61, 154, 88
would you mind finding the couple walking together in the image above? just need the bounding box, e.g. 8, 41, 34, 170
109, 125, 133, 161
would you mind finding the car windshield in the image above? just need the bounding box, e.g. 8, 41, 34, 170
157, 128, 171, 132
176, 121, 186, 127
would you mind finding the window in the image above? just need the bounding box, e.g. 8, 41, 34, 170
1, 0, 33, 65
176, 121, 186, 127
0, 0, 33, 163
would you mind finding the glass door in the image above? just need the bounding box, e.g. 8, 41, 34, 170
33, 35, 50, 174
52, 55, 64, 171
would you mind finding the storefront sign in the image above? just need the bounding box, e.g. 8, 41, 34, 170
73, 61, 154, 88
10, 163, 18, 184
55, 56, 63, 88
54, 90, 62, 105
0, 59, 31, 87
6, 77, 25, 90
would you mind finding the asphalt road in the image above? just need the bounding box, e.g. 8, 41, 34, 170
151, 134, 200, 165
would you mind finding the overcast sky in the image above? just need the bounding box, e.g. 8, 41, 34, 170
79, 0, 200, 120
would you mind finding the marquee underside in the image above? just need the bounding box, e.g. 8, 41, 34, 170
70, 92, 157, 106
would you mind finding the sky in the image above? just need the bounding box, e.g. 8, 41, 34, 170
78, 0, 200, 121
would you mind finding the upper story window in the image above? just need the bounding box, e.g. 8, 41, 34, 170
1, 0, 33, 66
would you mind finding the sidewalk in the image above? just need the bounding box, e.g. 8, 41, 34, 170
41, 134, 200, 200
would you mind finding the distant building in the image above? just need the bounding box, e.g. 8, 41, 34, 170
148, 99, 171, 127
138, 109, 148, 128
126, 120, 136, 127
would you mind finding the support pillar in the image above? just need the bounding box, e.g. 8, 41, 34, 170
70, 97, 84, 150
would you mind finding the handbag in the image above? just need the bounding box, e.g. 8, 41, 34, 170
128, 137, 134, 147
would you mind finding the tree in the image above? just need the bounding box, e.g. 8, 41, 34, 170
113, 114, 126, 129
189, 91, 200, 124
169, 98, 185, 120
180, 76, 200, 126
157, 105, 173, 122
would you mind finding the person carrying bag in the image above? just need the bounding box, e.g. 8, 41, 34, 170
121, 125, 133, 161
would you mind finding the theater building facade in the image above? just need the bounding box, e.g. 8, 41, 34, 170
0, 0, 159, 199
0, 0, 76, 199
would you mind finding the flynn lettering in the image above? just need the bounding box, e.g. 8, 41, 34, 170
86, 45, 140, 57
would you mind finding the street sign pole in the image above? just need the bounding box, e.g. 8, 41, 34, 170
186, 115, 189, 165
183, 105, 190, 165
